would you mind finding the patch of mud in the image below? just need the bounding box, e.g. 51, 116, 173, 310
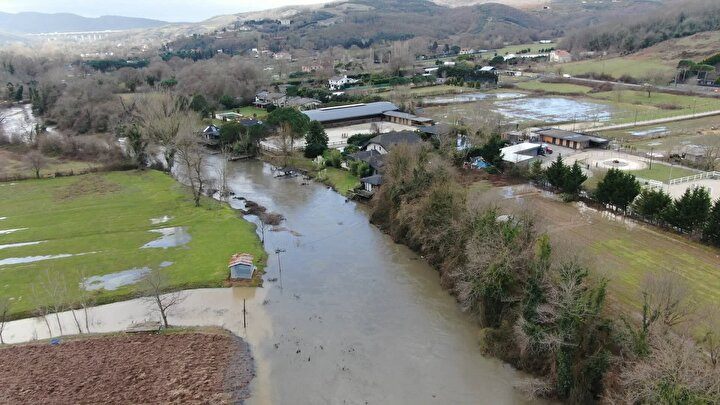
494, 97, 611, 123
54, 176, 121, 201
142, 227, 191, 249
82, 267, 151, 291
0, 241, 45, 250
575, 202, 638, 230
150, 215, 173, 225
0, 252, 96, 266
0, 228, 27, 235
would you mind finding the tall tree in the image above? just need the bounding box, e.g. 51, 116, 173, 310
703, 199, 720, 247
563, 161, 587, 195
267, 107, 310, 154
665, 187, 711, 234
546, 155, 569, 189
304, 120, 328, 158
633, 189, 672, 224
595, 169, 641, 212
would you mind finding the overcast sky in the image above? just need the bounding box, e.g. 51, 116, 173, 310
0, 0, 333, 22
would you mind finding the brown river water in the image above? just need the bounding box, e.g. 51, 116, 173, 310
2, 159, 538, 404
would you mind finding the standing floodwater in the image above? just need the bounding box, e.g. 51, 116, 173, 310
2, 159, 537, 404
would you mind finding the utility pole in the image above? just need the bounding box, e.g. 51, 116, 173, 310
275, 248, 286, 292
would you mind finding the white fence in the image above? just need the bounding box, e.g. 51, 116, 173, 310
636, 177, 665, 189
668, 171, 720, 186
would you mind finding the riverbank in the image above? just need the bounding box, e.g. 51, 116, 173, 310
261, 153, 360, 195
0, 327, 253, 403
0, 170, 266, 319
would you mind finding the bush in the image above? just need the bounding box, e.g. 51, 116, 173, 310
304, 143, 326, 159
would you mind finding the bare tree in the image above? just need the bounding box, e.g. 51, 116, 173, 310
175, 131, 207, 207
138, 267, 185, 328
643, 272, 695, 329
23, 150, 48, 179
36, 269, 70, 335
75, 270, 95, 333
133, 93, 194, 171
0, 297, 10, 344
257, 211, 284, 243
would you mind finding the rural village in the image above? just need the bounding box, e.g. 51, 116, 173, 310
0, 0, 719, 403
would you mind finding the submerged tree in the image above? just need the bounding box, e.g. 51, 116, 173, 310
138, 267, 185, 328
175, 132, 207, 207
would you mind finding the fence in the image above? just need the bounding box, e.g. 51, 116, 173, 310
668, 171, 720, 185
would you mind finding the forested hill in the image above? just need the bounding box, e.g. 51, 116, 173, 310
561, 0, 720, 53
0, 12, 169, 34
166, 0, 551, 55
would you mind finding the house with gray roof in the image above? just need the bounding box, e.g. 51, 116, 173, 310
302, 102, 433, 128
363, 131, 423, 155
533, 128, 609, 150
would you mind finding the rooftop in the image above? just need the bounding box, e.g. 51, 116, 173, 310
303, 101, 399, 123
501, 142, 542, 163
365, 130, 423, 151
382, 110, 433, 123
534, 128, 608, 144
361, 174, 383, 186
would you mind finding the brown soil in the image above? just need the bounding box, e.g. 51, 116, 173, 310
0, 329, 254, 404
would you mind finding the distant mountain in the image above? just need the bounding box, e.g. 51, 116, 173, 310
0, 12, 169, 34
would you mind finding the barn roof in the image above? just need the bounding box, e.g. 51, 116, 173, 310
303, 102, 398, 123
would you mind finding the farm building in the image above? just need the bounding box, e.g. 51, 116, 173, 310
303, 102, 433, 128
501, 142, 543, 165
228, 253, 255, 280
533, 128, 609, 150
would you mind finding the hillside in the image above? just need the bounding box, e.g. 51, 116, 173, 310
0, 12, 169, 34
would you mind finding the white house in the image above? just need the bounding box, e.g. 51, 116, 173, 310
549, 50, 572, 63
328, 75, 359, 90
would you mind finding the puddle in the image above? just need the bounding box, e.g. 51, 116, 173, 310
494, 97, 612, 123
0, 241, 46, 250
629, 127, 668, 137
159, 261, 174, 268
150, 215, 173, 225
82, 267, 151, 291
142, 227, 191, 249
0, 217, 6, 220
0, 228, 27, 235
0, 252, 96, 266
423, 92, 524, 105
575, 202, 637, 230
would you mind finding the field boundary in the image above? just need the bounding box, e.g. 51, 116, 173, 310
669, 171, 720, 185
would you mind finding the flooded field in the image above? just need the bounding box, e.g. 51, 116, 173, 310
82, 267, 151, 291
422, 92, 525, 105
3, 159, 537, 404
422, 91, 614, 127
0, 104, 59, 143
494, 97, 612, 123
141, 226, 192, 249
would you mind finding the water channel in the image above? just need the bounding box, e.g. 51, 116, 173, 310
2, 159, 536, 404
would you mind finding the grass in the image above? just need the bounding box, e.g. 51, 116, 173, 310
0, 150, 99, 180
502, 190, 720, 314
0, 170, 266, 319
630, 164, 698, 182
235, 106, 268, 120
514, 81, 593, 94
493, 42, 552, 56
556, 57, 673, 81
589, 90, 720, 124
317, 168, 360, 195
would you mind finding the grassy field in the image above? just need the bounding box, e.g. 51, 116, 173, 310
0, 170, 265, 319
514, 81, 593, 94
236, 106, 268, 119
493, 42, 552, 56
493, 185, 720, 315
316, 168, 360, 195
604, 115, 720, 153
630, 163, 698, 182
589, 90, 720, 124
0, 149, 100, 180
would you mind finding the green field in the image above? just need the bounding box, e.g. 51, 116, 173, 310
0, 170, 265, 318
317, 168, 360, 195
493, 42, 553, 56
501, 190, 720, 314
236, 106, 268, 119
589, 90, 720, 124
630, 164, 698, 182
556, 57, 673, 81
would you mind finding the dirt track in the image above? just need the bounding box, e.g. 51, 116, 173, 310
0, 329, 254, 404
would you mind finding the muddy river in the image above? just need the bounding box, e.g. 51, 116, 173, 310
3, 159, 536, 404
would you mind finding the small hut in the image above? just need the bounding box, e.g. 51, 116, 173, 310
228, 253, 255, 280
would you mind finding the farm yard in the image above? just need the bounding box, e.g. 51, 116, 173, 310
0, 170, 265, 319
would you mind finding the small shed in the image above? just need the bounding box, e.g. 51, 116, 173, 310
229, 253, 255, 280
